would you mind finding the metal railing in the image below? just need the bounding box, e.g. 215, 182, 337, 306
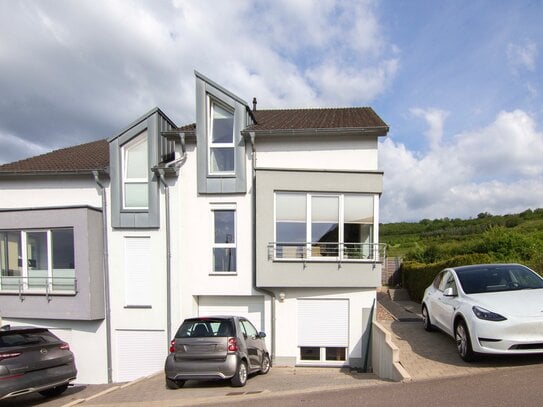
0, 276, 78, 302
267, 242, 386, 263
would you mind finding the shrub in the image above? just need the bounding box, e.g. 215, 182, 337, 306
402, 253, 493, 303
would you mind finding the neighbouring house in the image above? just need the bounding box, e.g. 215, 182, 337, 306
0, 72, 388, 384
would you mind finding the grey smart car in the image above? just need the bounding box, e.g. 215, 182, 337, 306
165, 316, 270, 388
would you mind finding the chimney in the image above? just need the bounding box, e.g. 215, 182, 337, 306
252, 97, 257, 112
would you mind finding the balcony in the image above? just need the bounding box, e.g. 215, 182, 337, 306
267, 242, 386, 263
0, 275, 77, 301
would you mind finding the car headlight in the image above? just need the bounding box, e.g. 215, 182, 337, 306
472, 306, 507, 321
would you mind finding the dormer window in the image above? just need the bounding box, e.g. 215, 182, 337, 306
122, 131, 149, 209
209, 100, 235, 174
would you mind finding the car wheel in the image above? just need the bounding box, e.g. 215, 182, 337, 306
231, 360, 248, 387
422, 305, 435, 332
165, 377, 185, 389
39, 383, 68, 398
455, 320, 477, 362
260, 354, 271, 375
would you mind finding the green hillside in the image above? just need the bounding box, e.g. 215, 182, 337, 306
380, 209, 543, 273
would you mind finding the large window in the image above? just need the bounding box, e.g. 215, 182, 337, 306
212, 209, 236, 272
0, 229, 75, 292
209, 101, 235, 174
122, 131, 149, 209
274, 192, 375, 260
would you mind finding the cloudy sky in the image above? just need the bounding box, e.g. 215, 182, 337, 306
1, 0, 542, 222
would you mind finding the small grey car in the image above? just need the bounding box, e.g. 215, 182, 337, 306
0, 326, 77, 400
165, 316, 270, 388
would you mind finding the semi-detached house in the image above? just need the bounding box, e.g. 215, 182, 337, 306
0, 72, 389, 384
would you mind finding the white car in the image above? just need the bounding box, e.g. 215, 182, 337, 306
421, 263, 543, 361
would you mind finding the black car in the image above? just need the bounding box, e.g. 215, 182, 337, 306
165, 316, 270, 388
0, 326, 77, 400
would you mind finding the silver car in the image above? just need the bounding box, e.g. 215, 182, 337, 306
0, 326, 77, 400
165, 316, 270, 388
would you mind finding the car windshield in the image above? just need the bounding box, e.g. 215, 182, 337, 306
455, 265, 543, 294
175, 318, 234, 338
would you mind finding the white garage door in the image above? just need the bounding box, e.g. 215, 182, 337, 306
198, 296, 264, 332
115, 330, 166, 382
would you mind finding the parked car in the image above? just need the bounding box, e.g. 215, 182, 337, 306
165, 316, 270, 388
0, 326, 77, 400
422, 263, 543, 361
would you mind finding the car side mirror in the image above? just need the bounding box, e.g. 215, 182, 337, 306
258, 332, 266, 338
443, 287, 457, 297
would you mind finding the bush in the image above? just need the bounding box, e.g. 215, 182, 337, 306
402, 253, 493, 303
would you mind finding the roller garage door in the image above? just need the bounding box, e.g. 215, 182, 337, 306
198, 296, 264, 332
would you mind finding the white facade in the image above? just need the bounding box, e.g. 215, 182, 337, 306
0, 73, 387, 384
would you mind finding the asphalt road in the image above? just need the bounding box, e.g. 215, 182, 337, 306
214, 363, 543, 407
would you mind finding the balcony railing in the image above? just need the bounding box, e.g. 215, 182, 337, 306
267, 242, 386, 263
0, 276, 78, 301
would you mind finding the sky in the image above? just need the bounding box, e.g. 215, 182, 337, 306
0, 0, 542, 223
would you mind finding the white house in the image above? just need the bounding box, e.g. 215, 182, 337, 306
0, 72, 388, 384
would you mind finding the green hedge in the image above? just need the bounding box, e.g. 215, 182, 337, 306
401, 253, 493, 303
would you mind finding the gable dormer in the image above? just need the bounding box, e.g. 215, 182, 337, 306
195, 72, 251, 194
109, 108, 176, 228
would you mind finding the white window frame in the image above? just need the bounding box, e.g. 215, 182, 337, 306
121, 131, 149, 210
208, 98, 235, 176
273, 192, 377, 262
0, 228, 75, 294
210, 204, 237, 274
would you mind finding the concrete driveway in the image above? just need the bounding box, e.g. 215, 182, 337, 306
69, 367, 388, 407
379, 301, 543, 380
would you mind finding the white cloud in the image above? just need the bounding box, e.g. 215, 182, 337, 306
0, 0, 397, 163
409, 108, 449, 151
380, 109, 543, 222
507, 40, 538, 72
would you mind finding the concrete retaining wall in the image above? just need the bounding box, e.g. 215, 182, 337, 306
371, 321, 411, 382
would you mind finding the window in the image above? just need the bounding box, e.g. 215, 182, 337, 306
212, 209, 236, 272
209, 101, 235, 174
297, 299, 349, 365
274, 192, 375, 260
122, 131, 149, 209
0, 229, 75, 292
240, 319, 258, 337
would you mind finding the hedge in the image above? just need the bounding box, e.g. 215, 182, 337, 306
401, 253, 493, 303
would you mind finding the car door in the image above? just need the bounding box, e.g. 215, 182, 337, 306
425, 271, 444, 325
239, 319, 263, 370
433, 271, 458, 335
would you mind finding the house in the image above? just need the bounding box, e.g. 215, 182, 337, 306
0, 72, 388, 383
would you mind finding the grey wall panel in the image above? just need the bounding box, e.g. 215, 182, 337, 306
0, 207, 105, 320
255, 169, 383, 288
195, 75, 247, 195
110, 112, 166, 229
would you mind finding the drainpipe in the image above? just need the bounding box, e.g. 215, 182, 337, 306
248, 132, 277, 361
153, 133, 186, 348
155, 169, 172, 347
92, 171, 113, 383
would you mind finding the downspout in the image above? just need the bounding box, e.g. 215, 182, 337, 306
153, 132, 186, 349
155, 169, 172, 347
92, 171, 113, 383
249, 132, 276, 361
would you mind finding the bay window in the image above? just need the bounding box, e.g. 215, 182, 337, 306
0, 229, 75, 292
274, 192, 376, 260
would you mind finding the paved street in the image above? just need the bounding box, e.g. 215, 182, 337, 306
215, 363, 543, 407
4, 292, 543, 406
